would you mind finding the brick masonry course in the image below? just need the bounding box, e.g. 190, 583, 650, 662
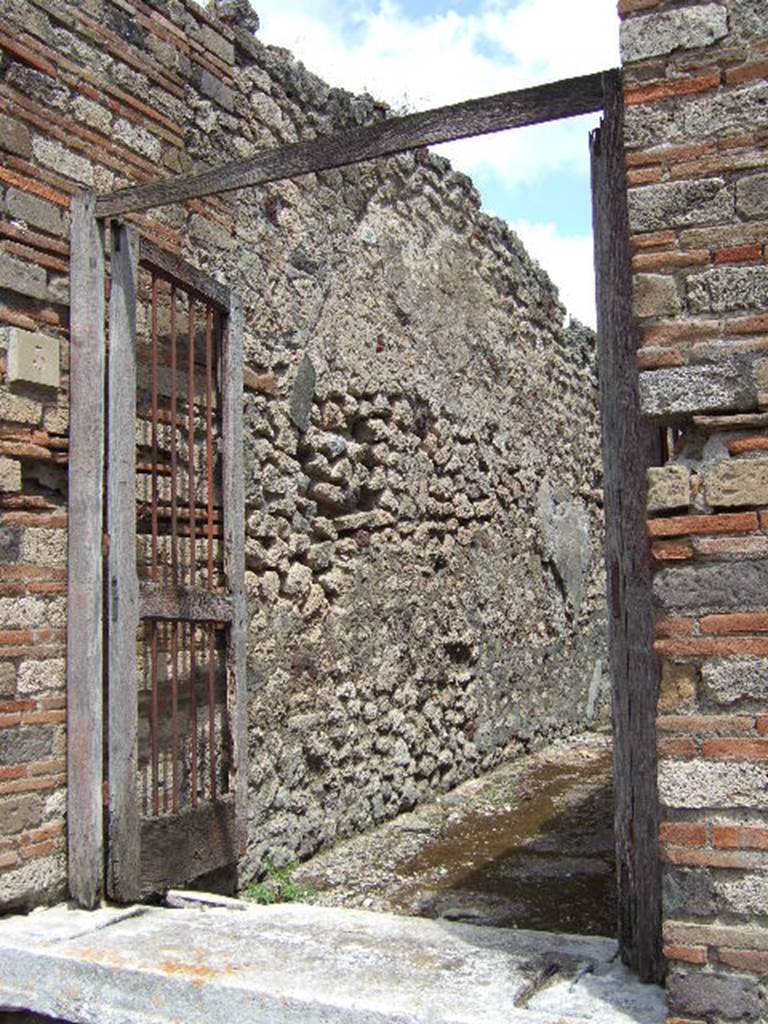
622, 0, 768, 1017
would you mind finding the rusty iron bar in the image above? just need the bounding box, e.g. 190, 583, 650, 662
169, 284, 179, 584
188, 297, 197, 590
204, 305, 215, 589
150, 273, 159, 581
171, 620, 179, 813
207, 622, 217, 802
150, 621, 159, 817
190, 623, 198, 807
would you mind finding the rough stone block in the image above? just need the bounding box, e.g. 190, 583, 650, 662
647, 465, 691, 512
0, 661, 15, 699
664, 867, 716, 918
0, 525, 22, 564
189, 213, 235, 251
706, 457, 768, 507
659, 758, 768, 809
0, 252, 48, 301
688, 266, 768, 315
716, 873, 768, 918
0, 389, 43, 426
7, 329, 60, 389
0, 726, 54, 767
667, 969, 761, 1022
701, 657, 768, 705
736, 173, 768, 220
0, 793, 43, 835
620, 5, 729, 62
639, 360, 755, 418
0, 456, 21, 494
628, 179, 733, 233
633, 274, 681, 318
31, 138, 94, 186
659, 661, 697, 712
289, 355, 316, 433
625, 83, 768, 150
0, 113, 32, 158
655, 560, 768, 612
4, 188, 64, 237
199, 69, 234, 111
17, 659, 65, 696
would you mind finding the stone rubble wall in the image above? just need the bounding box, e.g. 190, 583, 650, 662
620, 0, 768, 1020
0, 0, 607, 911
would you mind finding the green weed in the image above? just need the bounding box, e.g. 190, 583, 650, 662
243, 861, 317, 905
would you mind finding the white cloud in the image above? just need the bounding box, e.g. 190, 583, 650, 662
511, 221, 597, 328
251, 0, 620, 322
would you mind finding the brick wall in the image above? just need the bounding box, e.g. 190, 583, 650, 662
620, 0, 768, 1020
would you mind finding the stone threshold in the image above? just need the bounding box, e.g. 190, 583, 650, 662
0, 896, 667, 1023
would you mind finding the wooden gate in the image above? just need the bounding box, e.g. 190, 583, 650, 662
104, 223, 246, 901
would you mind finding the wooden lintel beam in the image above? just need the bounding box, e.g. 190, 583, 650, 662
95, 70, 614, 216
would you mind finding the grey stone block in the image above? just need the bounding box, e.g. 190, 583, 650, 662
0, 525, 22, 564
625, 83, 768, 150
0, 794, 43, 836
628, 179, 733, 233
663, 868, 716, 918
706, 457, 768, 507
667, 970, 761, 1022
0, 661, 15, 699
736, 173, 768, 219
688, 266, 768, 315
715, 873, 768, 917
647, 465, 690, 512
659, 758, 768, 809
200, 69, 234, 111
655, 559, 768, 612
633, 274, 680, 318
620, 5, 729, 62
4, 188, 64, 237
0, 727, 54, 767
289, 354, 316, 433
0, 114, 32, 159
639, 360, 755, 418
0, 252, 49, 301
701, 657, 768, 705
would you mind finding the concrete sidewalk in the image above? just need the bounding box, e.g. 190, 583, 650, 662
0, 898, 667, 1023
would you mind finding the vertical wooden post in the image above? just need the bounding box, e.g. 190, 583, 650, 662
221, 295, 247, 855
106, 222, 141, 901
591, 72, 664, 983
67, 193, 106, 908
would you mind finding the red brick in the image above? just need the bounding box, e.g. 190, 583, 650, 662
701, 612, 768, 634
713, 825, 768, 850
663, 944, 708, 965
627, 166, 663, 185
0, 166, 69, 208
658, 736, 697, 757
658, 715, 755, 734
0, 713, 22, 729
638, 348, 686, 371
641, 320, 721, 346
655, 617, 696, 637
660, 822, 707, 847
0, 850, 19, 869
655, 637, 768, 656
715, 244, 763, 264
19, 838, 56, 860
693, 536, 768, 557
717, 948, 768, 973
0, 699, 35, 713
728, 437, 768, 454
630, 229, 677, 252
627, 143, 713, 169
0, 775, 61, 795
757, 715, 768, 736
625, 72, 721, 107
20, 710, 66, 725
0, 765, 26, 782
726, 62, 768, 86
0, 631, 34, 647
662, 847, 768, 869
702, 738, 768, 760
633, 250, 710, 272
647, 512, 758, 538
726, 314, 768, 337
0, 30, 58, 78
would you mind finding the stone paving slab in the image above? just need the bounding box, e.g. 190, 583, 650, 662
0, 900, 667, 1024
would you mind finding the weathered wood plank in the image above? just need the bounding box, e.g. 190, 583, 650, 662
106, 222, 141, 903
96, 71, 610, 215
67, 192, 106, 909
139, 239, 230, 310
222, 294, 247, 854
139, 582, 233, 622
140, 798, 236, 896
590, 70, 663, 985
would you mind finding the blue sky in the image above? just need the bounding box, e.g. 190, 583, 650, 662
251, 0, 621, 326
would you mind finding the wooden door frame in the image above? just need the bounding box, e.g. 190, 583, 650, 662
68, 66, 662, 982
